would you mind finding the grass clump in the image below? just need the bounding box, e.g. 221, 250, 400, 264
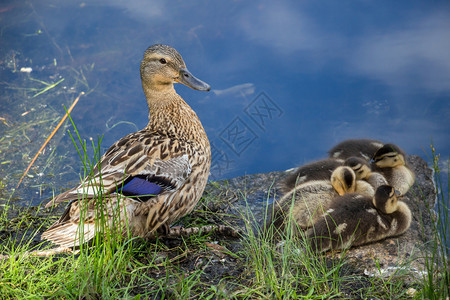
418, 145, 449, 299
0, 240, 142, 298
0, 115, 449, 299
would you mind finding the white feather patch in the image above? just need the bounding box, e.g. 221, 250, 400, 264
366, 208, 377, 215
333, 151, 342, 158
377, 215, 388, 230
73, 186, 101, 196
323, 208, 334, 217
334, 223, 347, 234
332, 151, 342, 158
371, 142, 384, 149
360, 152, 371, 160
298, 175, 307, 184
390, 218, 398, 234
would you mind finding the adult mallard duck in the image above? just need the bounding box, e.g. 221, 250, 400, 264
42, 44, 211, 247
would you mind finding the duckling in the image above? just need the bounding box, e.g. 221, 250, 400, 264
280, 158, 344, 194
307, 185, 412, 253
344, 157, 388, 190
371, 144, 415, 195
42, 44, 211, 247
271, 166, 373, 231
331, 166, 375, 198
328, 139, 384, 160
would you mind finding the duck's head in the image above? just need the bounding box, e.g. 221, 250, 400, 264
373, 185, 400, 214
372, 144, 406, 168
331, 166, 356, 195
345, 157, 371, 180
140, 44, 210, 92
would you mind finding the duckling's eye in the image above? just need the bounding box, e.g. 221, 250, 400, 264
159, 58, 167, 64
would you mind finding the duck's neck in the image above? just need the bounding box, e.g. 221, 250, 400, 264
143, 84, 208, 146
143, 84, 179, 113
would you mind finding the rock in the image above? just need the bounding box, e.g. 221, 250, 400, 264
203, 155, 437, 283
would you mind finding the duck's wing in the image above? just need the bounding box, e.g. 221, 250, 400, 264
45, 130, 191, 208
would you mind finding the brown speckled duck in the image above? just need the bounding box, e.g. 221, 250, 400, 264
307, 185, 412, 253
42, 44, 211, 247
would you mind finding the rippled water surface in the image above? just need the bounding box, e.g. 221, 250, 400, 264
0, 0, 449, 206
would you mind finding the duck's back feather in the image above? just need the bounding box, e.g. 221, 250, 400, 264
45, 130, 192, 208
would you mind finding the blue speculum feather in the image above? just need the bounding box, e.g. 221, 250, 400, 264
118, 176, 163, 197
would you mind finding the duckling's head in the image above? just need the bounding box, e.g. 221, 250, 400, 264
140, 44, 210, 93
345, 157, 371, 180
373, 185, 400, 214
372, 144, 406, 168
331, 166, 356, 195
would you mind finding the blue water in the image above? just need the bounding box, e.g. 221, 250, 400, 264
0, 0, 449, 205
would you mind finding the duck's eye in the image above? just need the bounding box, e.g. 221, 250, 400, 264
159, 58, 167, 64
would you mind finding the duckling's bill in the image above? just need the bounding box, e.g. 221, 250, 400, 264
176, 68, 210, 91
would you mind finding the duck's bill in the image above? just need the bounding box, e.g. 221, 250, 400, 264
176, 68, 211, 91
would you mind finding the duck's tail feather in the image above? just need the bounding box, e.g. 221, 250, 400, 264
41, 221, 96, 248
45, 189, 83, 208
